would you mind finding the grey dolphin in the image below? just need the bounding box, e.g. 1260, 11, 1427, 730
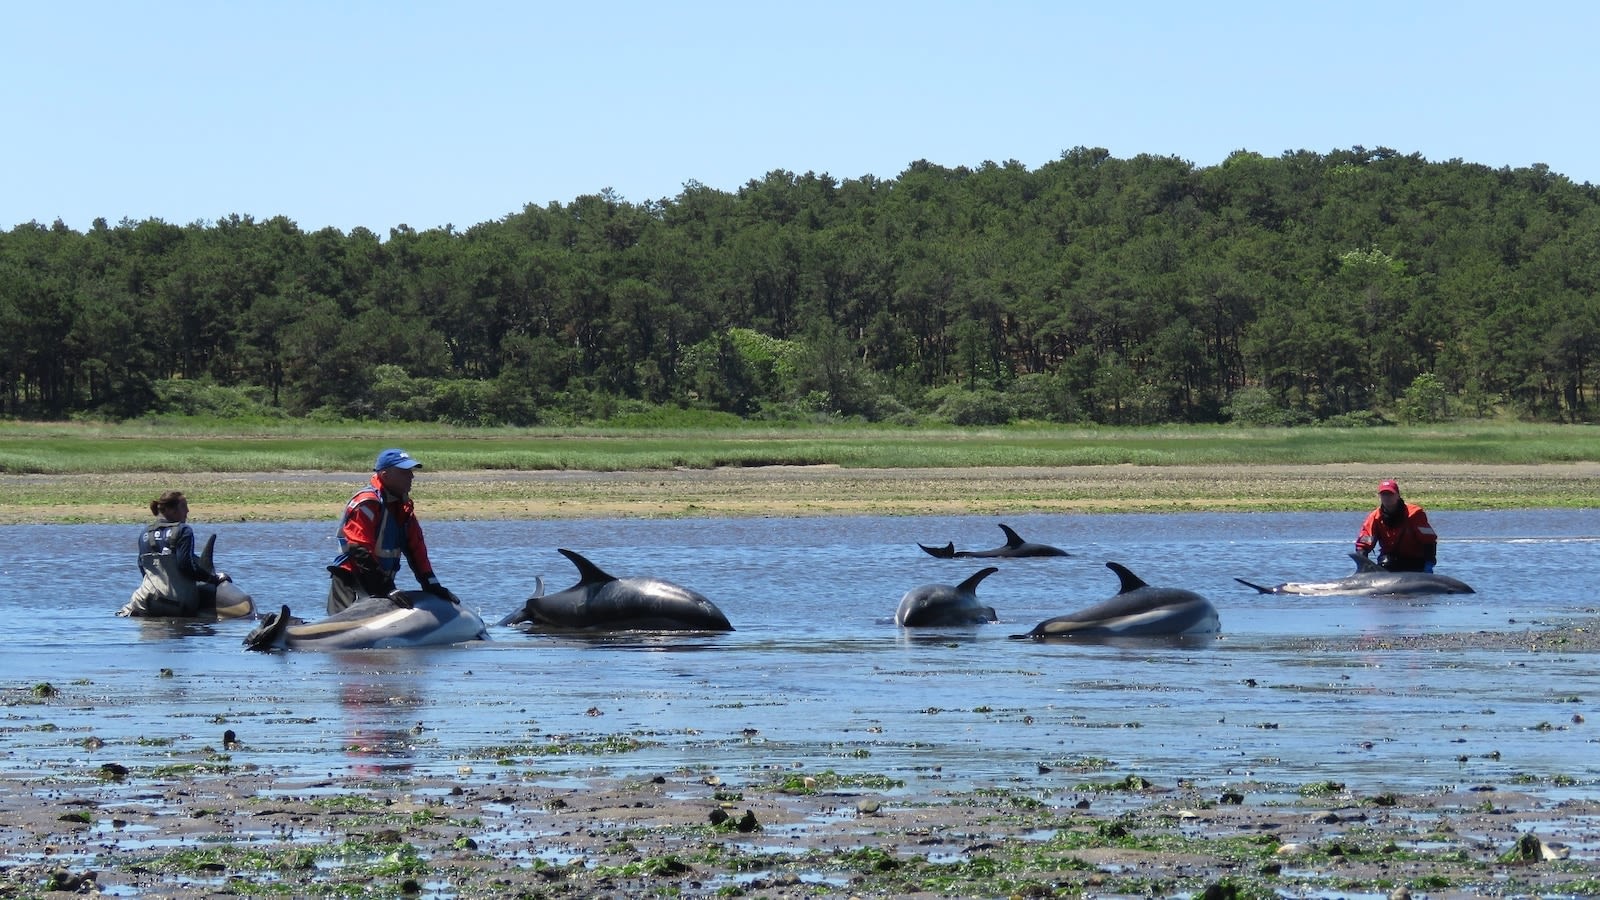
243, 593, 488, 651
895, 567, 1000, 627
918, 524, 1069, 559
1235, 552, 1475, 596
196, 534, 255, 620
1010, 562, 1220, 639
497, 549, 734, 632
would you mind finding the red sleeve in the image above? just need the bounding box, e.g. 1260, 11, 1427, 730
401, 507, 434, 581
1355, 508, 1380, 548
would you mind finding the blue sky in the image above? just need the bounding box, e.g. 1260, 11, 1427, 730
4, 1, 1596, 235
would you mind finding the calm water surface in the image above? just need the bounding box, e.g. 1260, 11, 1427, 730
3, 510, 1597, 801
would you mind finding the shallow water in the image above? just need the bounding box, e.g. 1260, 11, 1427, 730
2, 510, 1597, 800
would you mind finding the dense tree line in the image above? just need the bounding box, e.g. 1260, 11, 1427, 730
3, 146, 1598, 426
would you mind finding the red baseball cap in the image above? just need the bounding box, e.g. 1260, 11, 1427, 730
1378, 479, 1399, 494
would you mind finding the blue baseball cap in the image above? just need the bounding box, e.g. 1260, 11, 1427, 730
374, 448, 422, 472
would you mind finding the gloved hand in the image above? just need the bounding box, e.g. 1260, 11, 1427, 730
387, 589, 414, 609
421, 575, 460, 604
212, 571, 232, 584
1355, 539, 1374, 557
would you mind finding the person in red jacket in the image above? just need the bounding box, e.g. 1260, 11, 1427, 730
326, 448, 459, 613
1354, 478, 1438, 572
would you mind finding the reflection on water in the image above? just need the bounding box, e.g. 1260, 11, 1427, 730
0, 510, 1596, 798
334, 651, 428, 775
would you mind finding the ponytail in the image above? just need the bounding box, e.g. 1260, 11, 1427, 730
151, 490, 187, 518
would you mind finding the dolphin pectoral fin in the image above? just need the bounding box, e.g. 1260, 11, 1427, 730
243, 605, 291, 652
918, 542, 956, 559
1233, 577, 1276, 594
559, 549, 619, 586
1106, 562, 1149, 594
956, 567, 999, 592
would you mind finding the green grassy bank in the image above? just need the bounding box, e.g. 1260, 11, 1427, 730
3, 420, 1598, 523
4, 419, 1598, 474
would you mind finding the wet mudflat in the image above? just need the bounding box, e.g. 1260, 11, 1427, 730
2, 509, 1597, 897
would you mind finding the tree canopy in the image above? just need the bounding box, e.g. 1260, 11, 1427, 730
4, 146, 1598, 426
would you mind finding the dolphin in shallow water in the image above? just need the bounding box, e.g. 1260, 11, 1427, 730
918, 524, 1069, 559
497, 548, 734, 632
197, 534, 255, 619
1010, 562, 1220, 639
895, 567, 999, 627
243, 593, 488, 651
119, 533, 255, 620
1234, 553, 1475, 596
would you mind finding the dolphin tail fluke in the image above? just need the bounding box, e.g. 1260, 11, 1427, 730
243, 605, 291, 652
1233, 577, 1275, 594
919, 542, 956, 559
496, 575, 544, 627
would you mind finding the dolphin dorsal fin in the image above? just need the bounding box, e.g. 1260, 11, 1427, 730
998, 524, 1025, 547
559, 548, 617, 585
1106, 561, 1148, 593
957, 567, 1000, 592
1349, 552, 1382, 573
200, 533, 218, 571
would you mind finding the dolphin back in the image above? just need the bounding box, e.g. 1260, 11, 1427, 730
1012, 562, 1219, 639
509, 553, 733, 632
895, 567, 1000, 627
246, 595, 488, 651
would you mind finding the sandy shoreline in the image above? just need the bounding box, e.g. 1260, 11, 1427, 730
4, 461, 1599, 524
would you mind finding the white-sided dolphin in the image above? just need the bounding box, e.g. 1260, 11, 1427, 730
1235, 553, 1475, 597
496, 548, 734, 632
1010, 562, 1220, 639
918, 523, 1069, 559
895, 566, 1000, 627
196, 534, 255, 619
243, 593, 488, 651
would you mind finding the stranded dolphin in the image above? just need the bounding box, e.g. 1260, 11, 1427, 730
243, 593, 489, 651
895, 567, 1000, 627
118, 533, 255, 620
1010, 562, 1220, 639
497, 548, 734, 632
918, 524, 1069, 559
1234, 552, 1475, 596
196, 534, 255, 619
